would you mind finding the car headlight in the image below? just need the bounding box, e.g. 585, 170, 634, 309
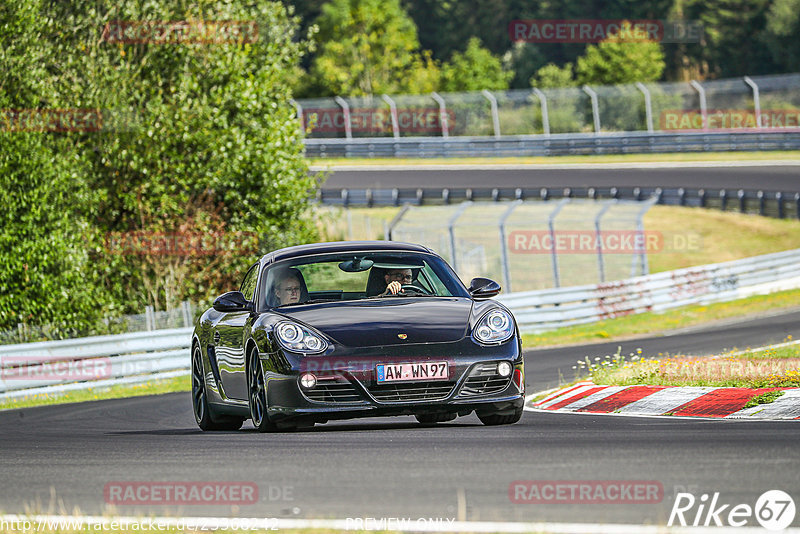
473, 309, 515, 344
275, 321, 328, 354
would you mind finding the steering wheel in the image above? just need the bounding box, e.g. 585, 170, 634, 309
399, 283, 431, 295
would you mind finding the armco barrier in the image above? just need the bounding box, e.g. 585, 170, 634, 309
2, 248, 800, 398
0, 328, 192, 398
496, 248, 800, 332
320, 186, 800, 220
304, 131, 800, 158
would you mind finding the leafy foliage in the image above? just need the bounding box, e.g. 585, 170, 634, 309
576, 25, 666, 85
310, 0, 433, 95
440, 38, 513, 92
530, 63, 577, 89
1, 0, 318, 334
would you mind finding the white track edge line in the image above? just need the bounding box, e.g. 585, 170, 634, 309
2, 514, 796, 534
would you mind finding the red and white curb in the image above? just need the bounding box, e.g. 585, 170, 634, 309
528, 381, 800, 419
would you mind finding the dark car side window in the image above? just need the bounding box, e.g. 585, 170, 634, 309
240, 263, 259, 301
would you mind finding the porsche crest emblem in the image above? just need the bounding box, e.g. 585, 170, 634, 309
397, 333, 408, 340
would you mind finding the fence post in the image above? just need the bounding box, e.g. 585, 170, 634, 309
594, 200, 616, 283
447, 202, 473, 272
548, 199, 570, 288
720, 189, 728, 211
776, 191, 784, 219
635, 196, 659, 276
181, 301, 192, 328
431, 92, 449, 137
582, 85, 601, 134
795, 193, 800, 220
333, 96, 352, 139
386, 204, 411, 240
743, 76, 762, 129
499, 200, 523, 293
346, 209, 353, 240
738, 189, 746, 213
482, 90, 501, 138
381, 94, 400, 138
145, 306, 155, 331
689, 80, 708, 130
532, 88, 550, 136
635, 82, 654, 133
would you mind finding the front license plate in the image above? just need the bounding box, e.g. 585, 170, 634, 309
376, 362, 448, 383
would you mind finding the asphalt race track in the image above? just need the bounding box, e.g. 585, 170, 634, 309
3, 308, 800, 527
319, 163, 800, 192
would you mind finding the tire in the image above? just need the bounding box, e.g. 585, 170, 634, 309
192, 345, 244, 431
247, 348, 278, 433
415, 413, 457, 425
477, 406, 524, 426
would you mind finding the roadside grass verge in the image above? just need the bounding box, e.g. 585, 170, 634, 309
571, 339, 800, 389
522, 288, 800, 348
644, 206, 800, 273
309, 150, 800, 167
0, 374, 189, 412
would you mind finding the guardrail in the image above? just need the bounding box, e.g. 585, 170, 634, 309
496, 248, 800, 333
0, 328, 192, 399
2, 248, 799, 398
320, 186, 800, 220
304, 131, 800, 158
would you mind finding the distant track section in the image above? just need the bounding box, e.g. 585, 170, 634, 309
304, 131, 800, 158
318, 186, 800, 219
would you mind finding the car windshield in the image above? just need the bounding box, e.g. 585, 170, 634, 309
259, 251, 468, 308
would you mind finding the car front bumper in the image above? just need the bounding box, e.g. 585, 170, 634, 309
259, 338, 524, 425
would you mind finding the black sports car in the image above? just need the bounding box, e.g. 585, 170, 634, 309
191, 241, 524, 432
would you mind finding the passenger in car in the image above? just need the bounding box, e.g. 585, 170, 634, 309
269, 268, 308, 306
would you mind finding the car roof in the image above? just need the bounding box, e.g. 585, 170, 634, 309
261, 241, 433, 264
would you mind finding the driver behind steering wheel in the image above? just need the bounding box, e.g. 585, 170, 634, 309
381, 268, 414, 296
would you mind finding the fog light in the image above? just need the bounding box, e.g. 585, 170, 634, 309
497, 361, 513, 377
300, 373, 317, 389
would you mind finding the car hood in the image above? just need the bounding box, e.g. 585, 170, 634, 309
277, 297, 473, 347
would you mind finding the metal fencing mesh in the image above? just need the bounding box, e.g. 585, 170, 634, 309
390, 199, 656, 291
297, 73, 800, 136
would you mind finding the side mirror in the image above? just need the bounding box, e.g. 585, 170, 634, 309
468, 277, 501, 300
213, 291, 253, 312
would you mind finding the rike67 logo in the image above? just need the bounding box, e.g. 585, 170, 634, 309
669, 490, 796, 530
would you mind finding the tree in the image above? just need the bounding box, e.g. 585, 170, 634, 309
0, 0, 115, 336
685, 0, 774, 77
530, 63, 576, 88
310, 0, 436, 95
1, 0, 320, 333
763, 0, 800, 72
575, 23, 666, 85
440, 37, 513, 92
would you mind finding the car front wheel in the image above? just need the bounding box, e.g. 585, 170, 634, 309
192, 345, 243, 431
248, 348, 277, 433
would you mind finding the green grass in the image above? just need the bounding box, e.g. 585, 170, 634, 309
644, 206, 800, 273
744, 390, 786, 409
0, 374, 189, 412
573, 341, 800, 388
522, 288, 800, 348
310, 150, 800, 167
